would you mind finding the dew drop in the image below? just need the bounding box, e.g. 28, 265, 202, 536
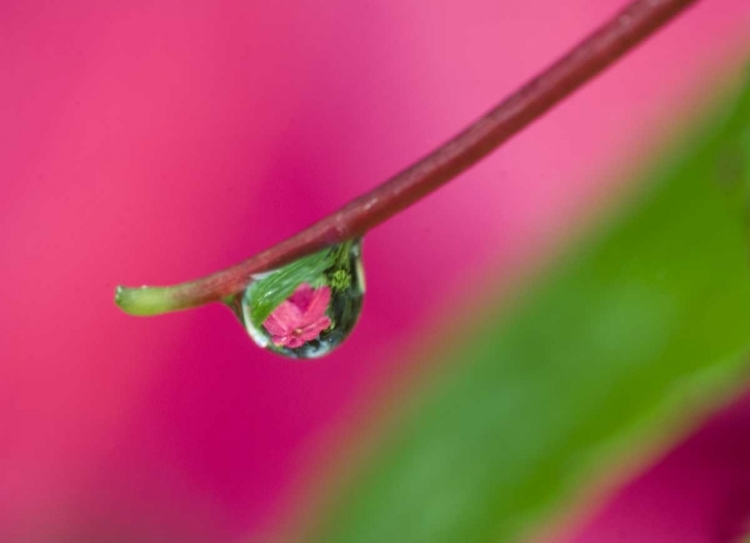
230, 240, 365, 359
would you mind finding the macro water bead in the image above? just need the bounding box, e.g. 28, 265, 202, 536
235, 240, 365, 359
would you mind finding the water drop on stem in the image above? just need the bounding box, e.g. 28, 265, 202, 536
229, 240, 365, 359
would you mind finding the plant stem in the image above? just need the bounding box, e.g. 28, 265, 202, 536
116, 0, 699, 316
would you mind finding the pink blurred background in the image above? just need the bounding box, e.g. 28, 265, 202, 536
1, 1, 749, 541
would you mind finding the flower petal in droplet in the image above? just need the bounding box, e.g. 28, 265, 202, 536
263, 283, 332, 348
262, 300, 302, 338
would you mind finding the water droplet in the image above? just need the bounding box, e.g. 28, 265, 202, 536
231, 240, 365, 359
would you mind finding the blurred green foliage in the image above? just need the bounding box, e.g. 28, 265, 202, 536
307, 66, 750, 542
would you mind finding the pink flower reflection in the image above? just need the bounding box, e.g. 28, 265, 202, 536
263, 283, 331, 348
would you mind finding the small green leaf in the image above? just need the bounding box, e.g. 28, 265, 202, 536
306, 68, 750, 542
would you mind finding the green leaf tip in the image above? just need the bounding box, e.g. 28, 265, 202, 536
114, 285, 179, 316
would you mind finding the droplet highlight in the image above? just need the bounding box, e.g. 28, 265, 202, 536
233, 240, 365, 359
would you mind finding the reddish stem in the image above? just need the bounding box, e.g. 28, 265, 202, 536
116, 0, 699, 315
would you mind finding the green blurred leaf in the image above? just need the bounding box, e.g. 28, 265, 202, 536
307, 67, 750, 542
